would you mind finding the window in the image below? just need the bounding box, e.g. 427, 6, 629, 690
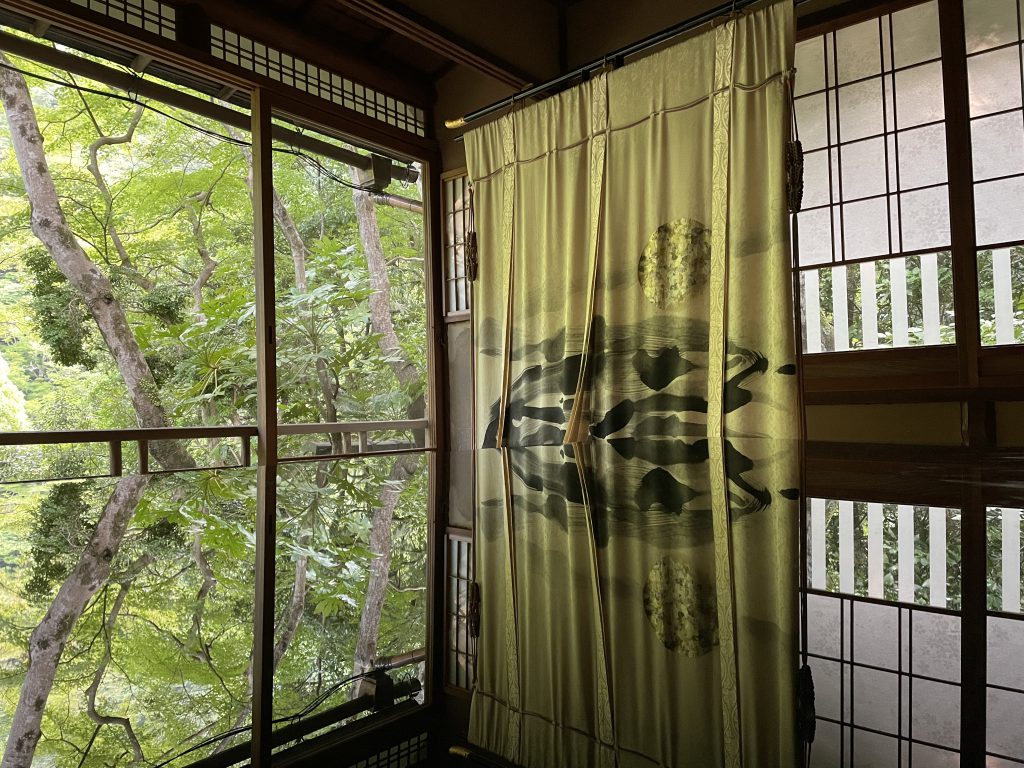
795, 0, 1024, 398
0, 21, 435, 767
802, 449, 1024, 765
442, 171, 472, 317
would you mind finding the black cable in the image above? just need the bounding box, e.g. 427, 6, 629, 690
150, 668, 379, 768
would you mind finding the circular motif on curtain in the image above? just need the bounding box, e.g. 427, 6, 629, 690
642, 556, 719, 656
637, 218, 711, 308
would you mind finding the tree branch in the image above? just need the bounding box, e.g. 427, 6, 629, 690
71, 80, 153, 292
84, 553, 154, 765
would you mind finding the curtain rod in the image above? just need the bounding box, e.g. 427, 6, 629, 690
445, 0, 811, 134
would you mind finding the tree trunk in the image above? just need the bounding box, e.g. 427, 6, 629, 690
0, 55, 192, 471
352, 453, 420, 682
348, 172, 424, 689
351, 169, 420, 395
0, 475, 150, 768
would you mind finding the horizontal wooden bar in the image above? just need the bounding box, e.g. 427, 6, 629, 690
277, 419, 429, 436
0, 425, 258, 446
803, 586, 962, 617
186, 680, 421, 768
979, 346, 1024, 380
805, 442, 1024, 506
277, 446, 433, 463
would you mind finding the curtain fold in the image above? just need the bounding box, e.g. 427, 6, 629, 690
466, 2, 797, 765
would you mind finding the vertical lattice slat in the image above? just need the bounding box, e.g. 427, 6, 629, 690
890, 256, 910, 346
929, 506, 946, 607
898, 504, 915, 603
839, 499, 854, 593
803, 270, 823, 353
868, 502, 884, 598
1003, 508, 1022, 613
861, 260, 879, 349
993, 248, 1016, 345
811, 497, 827, 589
921, 252, 941, 345
832, 265, 850, 351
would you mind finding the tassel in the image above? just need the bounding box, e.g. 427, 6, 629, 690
787, 138, 804, 215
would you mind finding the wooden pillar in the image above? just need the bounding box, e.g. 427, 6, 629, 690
251, 87, 278, 768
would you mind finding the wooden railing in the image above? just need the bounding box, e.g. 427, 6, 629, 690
0, 419, 431, 482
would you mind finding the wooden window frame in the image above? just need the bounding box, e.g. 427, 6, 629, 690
0, 15, 448, 766
796, 0, 1024, 406
803, 443, 1024, 767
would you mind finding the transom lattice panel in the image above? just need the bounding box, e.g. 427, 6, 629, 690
351, 732, 429, 767
69, 0, 175, 38
210, 25, 427, 138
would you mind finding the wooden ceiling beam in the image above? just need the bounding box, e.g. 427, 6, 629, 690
329, 0, 536, 88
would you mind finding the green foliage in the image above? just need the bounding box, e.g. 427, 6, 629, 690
0, 43, 429, 767
138, 283, 190, 325
0, 349, 29, 430
24, 482, 91, 599
23, 248, 97, 368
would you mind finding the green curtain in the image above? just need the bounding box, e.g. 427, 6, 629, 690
465, 2, 797, 765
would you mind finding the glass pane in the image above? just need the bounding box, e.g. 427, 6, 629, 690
272, 454, 429, 727
837, 18, 882, 84
803, 149, 832, 208
807, 499, 962, 604
971, 111, 1024, 181
901, 186, 951, 251
271, 121, 427, 441
0, 50, 255, 439
843, 197, 890, 259
854, 729, 898, 765
978, 249, 1024, 345
988, 687, 1024, 759
968, 46, 1024, 117
912, 611, 961, 683
912, 679, 961, 749
812, 658, 843, 720
795, 93, 830, 150
852, 667, 899, 733
810, 720, 840, 768
0, 471, 256, 764
800, 257, 955, 353
796, 208, 834, 266
838, 79, 885, 141
852, 600, 898, 670
988, 616, 1024, 690
891, 1, 941, 68
795, 37, 826, 96
898, 123, 948, 190
912, 744, 961, 767
964, 0, 1020, 53
975, 177, 1024, 246
841, 138, 887, 199
806, 592, 842, 658
895, 62, 945, 129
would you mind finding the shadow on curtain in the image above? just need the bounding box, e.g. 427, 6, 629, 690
464, 1, 797, 765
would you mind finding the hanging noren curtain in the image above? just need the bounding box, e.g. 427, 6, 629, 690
465, 2, 798, 766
